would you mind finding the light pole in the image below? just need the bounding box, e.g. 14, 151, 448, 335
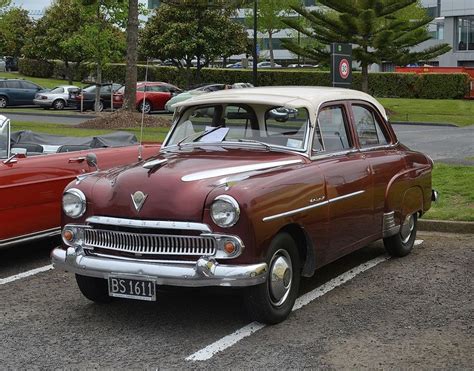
252, 0, 258, 86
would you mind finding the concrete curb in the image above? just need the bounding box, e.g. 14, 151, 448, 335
419, 219, 474, 234
391, 121, 459, 128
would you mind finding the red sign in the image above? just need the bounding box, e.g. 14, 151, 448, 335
339, 59, 350, 80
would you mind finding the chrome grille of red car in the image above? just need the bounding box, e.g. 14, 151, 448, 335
83, 228, 217, 256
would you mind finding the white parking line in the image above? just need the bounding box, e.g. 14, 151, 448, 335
186, 254, 390, 362
0, 265, 53, 285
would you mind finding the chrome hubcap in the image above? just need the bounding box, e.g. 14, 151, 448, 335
0, 98, 6, 108
142, 102, 151, 113
400, 214, 415, 244
269, 249, 292, 306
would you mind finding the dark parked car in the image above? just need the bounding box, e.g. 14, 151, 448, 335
68, 83, 122, 111
0, 79, 45, 108
52, 87, 437, 324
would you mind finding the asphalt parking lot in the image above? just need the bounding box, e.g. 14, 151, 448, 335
0, 232, 472, 368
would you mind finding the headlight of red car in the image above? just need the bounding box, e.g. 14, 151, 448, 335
210, 195, 240, 228
62, 188, 87, 218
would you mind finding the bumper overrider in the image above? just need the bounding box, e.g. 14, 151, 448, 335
51, 217, 268, 288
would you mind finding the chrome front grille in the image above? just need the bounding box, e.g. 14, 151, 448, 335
83, 228, 217, 256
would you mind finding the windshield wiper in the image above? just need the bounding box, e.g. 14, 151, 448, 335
237, 138, 271, 150
176, 125, 223, 148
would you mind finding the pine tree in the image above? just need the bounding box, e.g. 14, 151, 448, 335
283, 0, 451, 92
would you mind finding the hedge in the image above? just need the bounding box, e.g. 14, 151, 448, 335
18, 58, 470, 99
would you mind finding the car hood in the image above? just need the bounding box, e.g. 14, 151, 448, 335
82, 146, 305, 222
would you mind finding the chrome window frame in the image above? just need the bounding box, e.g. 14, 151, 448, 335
0, 116, 11, 160
162, 103, 312, 155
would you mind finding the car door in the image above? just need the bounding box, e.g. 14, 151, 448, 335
349, 102, 406, 232
313, 102, 374, 264
4, 80, 24, 105
20, 81, 42, 104
0, 153, 91, 243
149, 85, 172, 110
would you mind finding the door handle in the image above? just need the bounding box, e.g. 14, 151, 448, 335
68, 157, 86, 163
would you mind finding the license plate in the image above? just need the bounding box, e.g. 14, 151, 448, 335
108, 276, 156, 301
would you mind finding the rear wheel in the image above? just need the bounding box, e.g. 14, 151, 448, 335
52, 99, 65, 110
75, 274, 112, 303
138, 99, 151, 114
0, 96, 8, 108
383, 213, 417, 257
243, 232, 300, 324
93, 100, 104, 112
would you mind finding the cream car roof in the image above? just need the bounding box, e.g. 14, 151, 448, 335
173, 86, 388, 120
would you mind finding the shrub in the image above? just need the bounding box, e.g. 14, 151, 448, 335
18, 58, 54, 78
18, 60, 471, 99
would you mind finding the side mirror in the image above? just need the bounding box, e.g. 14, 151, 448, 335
86, 153, 99, 169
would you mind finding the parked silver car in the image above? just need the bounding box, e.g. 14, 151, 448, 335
0, 58, 5, 72
33, 85, 79, 110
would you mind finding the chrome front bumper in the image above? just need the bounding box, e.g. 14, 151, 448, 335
51, 246, 268, 287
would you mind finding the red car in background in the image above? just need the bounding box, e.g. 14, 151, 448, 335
113, 82, 182, 113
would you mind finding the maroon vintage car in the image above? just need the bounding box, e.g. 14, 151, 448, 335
52, 87, 437, 324
0, 116, 160, 248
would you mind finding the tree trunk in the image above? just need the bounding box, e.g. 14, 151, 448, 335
361, 62, 368, 93
94, 63, 102, 112
65, 60, 72, 85
269, 31, 274, 67
123, 0, 138, 112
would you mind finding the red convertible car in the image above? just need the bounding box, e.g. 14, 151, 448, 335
52, 87, 437, 324
0, 115, 160, 249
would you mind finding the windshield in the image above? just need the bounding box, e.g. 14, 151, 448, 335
0, 117, 10, 158
166, 104, 309, 151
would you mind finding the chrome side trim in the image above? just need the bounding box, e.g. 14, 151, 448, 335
86, 216, 212, 233
263, 190, 365, 222
181, 159, 303, 182
328, 190, 365, 203
0, 227, 61, 249
262, 201, 329, 222
383, 211, 400, 238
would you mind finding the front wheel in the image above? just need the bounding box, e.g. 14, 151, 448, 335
243, 233, 300, 324
138, 99, 151, 114
0, 96, 8, 108
384, 213, 417, 257
75, 274, 112, 303
52, 99, 65, 110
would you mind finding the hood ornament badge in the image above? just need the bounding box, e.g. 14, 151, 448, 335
131, 191, 148, 212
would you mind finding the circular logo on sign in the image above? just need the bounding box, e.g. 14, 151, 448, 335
339, 59, 350, 79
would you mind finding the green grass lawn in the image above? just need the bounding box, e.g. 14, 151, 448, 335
379, 98, 474, 127
0, 71, 82, 89
12, 122, 169, 143
424, 163, 474, 221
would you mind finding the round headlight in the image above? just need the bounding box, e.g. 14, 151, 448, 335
62, 188, 86, 218
210, 195, 240, 228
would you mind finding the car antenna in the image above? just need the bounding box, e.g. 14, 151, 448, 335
138, 58, 149, 161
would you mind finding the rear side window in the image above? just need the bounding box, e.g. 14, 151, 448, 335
353, 105, 389, 147
5, 81, 22, 89
21, 81, 40, 90
0, 81, 5, 88
317, 106, 351, 152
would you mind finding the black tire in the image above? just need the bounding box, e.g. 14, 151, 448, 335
138, 99, 151, 114
93, 100, 104, 112
52, 99, 65, 110
243, 232, 301, 324
384, 213, 417, 257
75, 274, 112, 303
0, 95, 8, 108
